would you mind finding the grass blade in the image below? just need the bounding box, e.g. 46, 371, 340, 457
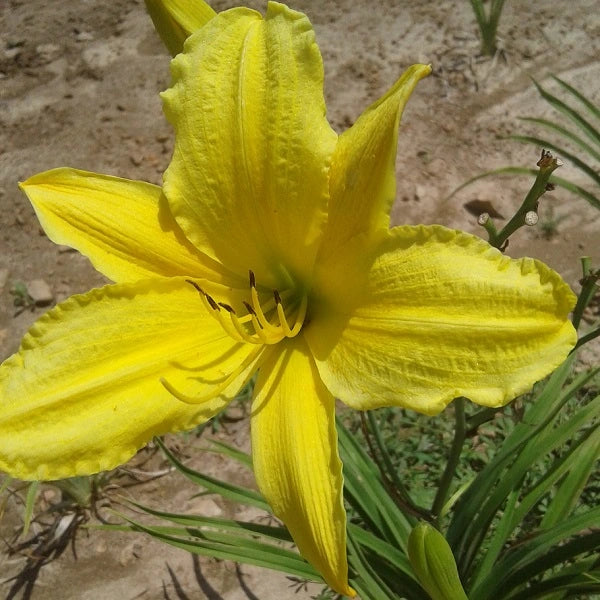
22, 481, 39, 537
541, 418, 600, 528
518, 117, 600, 162
510, 134, 600, 186
552, 75, 600, 121
532, 79, 600, 147
155, 437, 269, 511
117, 513, 321, 581
470, 509, 600, 599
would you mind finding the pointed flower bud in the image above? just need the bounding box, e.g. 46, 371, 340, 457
408, 522, 469, 600
144, 0, 216, 56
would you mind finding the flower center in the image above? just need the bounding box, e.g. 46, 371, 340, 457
186, 270, 307, 346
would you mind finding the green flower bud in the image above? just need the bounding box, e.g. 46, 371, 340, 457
408, 522, 469, 600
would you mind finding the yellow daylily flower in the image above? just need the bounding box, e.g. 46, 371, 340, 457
0, 2, 577, 596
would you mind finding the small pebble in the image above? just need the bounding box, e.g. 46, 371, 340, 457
27, 279, 54, 306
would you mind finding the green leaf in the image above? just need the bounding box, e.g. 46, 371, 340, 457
532, 79, 600, 147
541, 419, 599, 528
517, 117, 600, 162
552, 75, 600, 121
125, 499, 293, 543
115, 512, 321, 582
470, 509, 600, 599
206, 439, 253, 470
448, 358, 574, 559
510, 134, 600, 186
463, 377, 600, 580
22, 480, 39, 537
155, 437, 269, 511
337, 418, 414, 551
450, 361, 600, 576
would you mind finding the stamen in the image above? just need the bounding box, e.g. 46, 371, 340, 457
250, 287, 281, 334
187, 276, 306, 346
288, 293, 308, 336
161, 345, 263, 405
227, 311, 265, 344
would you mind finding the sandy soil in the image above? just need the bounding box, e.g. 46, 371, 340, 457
1, 0, 599, 598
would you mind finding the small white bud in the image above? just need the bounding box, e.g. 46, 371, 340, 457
477, 212, 490, 226
525, 211, 539, 226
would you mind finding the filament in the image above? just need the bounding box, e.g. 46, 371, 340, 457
161, 345, 263, 405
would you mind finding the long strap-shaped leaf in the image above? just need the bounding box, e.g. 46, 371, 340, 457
155, 437, 269, 511
449, 361, 599, 573
510, 134, 600, 187
115, 514, 321, 581
125, 499, 293, 542
469, 508, 600, 600
533, 79, 600, 147
551, 75, 600, 123
459, 377, 600, 580
468, 408, 599, 588
337, 418, 415, 551
540, 418, 599, 528
448, 358, 573, 553
518, 117, 600, 162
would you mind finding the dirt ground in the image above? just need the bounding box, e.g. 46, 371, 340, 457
0, 0, 599, 598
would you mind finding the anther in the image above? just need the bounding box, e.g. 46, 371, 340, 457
206, 294, 220, 311
243, 301, 257, 316
249, 270, 256, 288
273, 289, 282, 305
219, 302, 236, 313
186, 279, 204, 294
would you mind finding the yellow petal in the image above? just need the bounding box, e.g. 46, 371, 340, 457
0, 278, 262, 480
306, 226, 577, 414
320, 64, 431, 259
251, 338, 354, 597
162, 2, 337, 288
20, 168, 239, 286
145, 0, 216, 56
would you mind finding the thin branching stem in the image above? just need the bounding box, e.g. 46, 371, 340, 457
360, 413, 433, 522
432, 398, 466, 518
571, 257, 599, 331
487, 150, 562, 249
